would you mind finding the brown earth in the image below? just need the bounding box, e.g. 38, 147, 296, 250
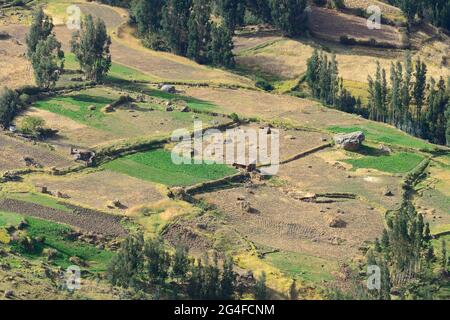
309, 6, 402, 45
0, 198, 126, 236
0, 133, 74, 171
28, 170, 166, 213
197, 184, 385, 260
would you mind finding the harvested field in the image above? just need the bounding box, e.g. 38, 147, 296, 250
343, 0, 406, 23
0, 197, 126, 236
182, 86, 365, 128
28, 170, 165, 213
309, 6, 402, 46
0, 24, 33, 88
234, 27, 283, 53
197, 184, 385, 260
197, 123, 329, 165
0, 133, 74, 171
278, 151, 404, 211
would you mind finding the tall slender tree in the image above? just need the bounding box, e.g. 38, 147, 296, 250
26, 7, 54, 59
187, 0, 212, 64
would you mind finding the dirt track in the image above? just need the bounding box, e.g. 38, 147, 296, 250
0, 198, 126, 236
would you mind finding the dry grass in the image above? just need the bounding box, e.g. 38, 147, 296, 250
27, 170, 166, 213
0, 133, 74, 171
182, 86, 365, 129
0, 24, 34, 88
309, 6, 402, 45
344, 0, 406, 23
197, 184, 385, 260
280, 150, 404, 210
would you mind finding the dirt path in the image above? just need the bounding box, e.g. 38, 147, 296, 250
0, 198, 126, 236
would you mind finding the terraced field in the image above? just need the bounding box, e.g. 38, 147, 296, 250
0, 0, 449, 301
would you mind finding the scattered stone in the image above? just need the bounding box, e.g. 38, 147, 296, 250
238, 200, 252, 213
88, 105, 96, 111
69, 256, 88, 267
383, 187, 394, 197
284, 135, 296, 140
379, 144, 392, 154
326, 216, 347, 228
333, 131, 365, 151
102, 104, 114, 113
180, 106, 190, 112
43, 248, 58, 260
4, 290, 14, 299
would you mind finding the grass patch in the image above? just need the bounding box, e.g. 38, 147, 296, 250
343, 79, 369, 104
328, 123, 433, 150
34, 94, 114, 129
103, 149, 236, 186
0, 209, 113, 272
264, 251, 336, 283
0, 210, 23, 226
344, 152, 425, 174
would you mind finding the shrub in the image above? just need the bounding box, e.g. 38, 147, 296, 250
142, 33, 170, 52
0, 88, 19, 128
255, 79, 274, 91
340, 35, 357, 45
19, 116, 45, 136
229, 112, 240, 123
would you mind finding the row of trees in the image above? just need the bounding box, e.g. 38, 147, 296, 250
388, 0, 450, 30
107, 233, 268, 299
306, 50, 362, 115
305, 50, 450, 146
26, 8, 112, 89
328, 201, 448, 300
129, 0, 309, 68
367, 202, 440, 299
367, 54, 449, 145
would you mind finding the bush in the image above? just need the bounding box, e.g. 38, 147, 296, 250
142, 33, 170, 52
0, 88, 19, 128
19, 116, 45, 136
229, 112, 240, 123
313, 0, 327, 7
255, 79, 274, 91
340, 35, 357, 45
19, 93, 32, 105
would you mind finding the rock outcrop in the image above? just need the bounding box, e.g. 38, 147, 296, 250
333, 131, 365, 151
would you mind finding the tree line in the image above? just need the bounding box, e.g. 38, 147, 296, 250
388, 0, 450, 30
25, 7, 112, 89
118, 0, 309, 68
107, 233, 269, 299
306, 50, 450, 146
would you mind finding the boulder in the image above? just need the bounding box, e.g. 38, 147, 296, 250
333, 131, 365, 151
102, 104, 114, 113
326, 215, 347, 228
161, 84, 176, 94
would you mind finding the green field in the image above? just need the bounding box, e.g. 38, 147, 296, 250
0, 210, 113, 272
344, 152, 425, 174
264, 251, 336, 283
102, 149, 237, 186
64, 53, 155, 83
34, 94, 113, 129
329, 123, 433, 150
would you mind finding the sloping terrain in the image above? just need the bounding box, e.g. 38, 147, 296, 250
0, 0, 449, 300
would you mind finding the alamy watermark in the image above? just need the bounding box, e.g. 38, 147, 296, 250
66, 5, 81, 31
171, 121, 280, 175
367, 5, 382, 30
